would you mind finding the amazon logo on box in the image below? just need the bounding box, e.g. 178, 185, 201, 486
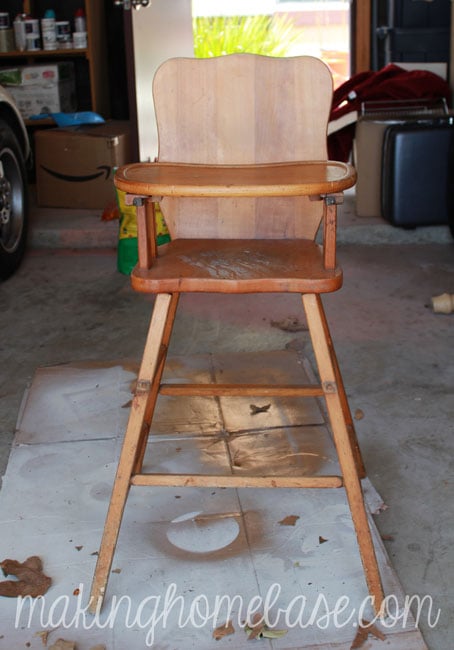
40, 165, 112, 184
34, 121, 131, 210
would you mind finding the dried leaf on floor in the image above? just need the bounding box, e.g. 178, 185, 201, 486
35, 630, 51, 645
250, 403, 271, 415
213, 619, 235, 640
0, 556, 52, 598
350, 619, 386, 648
245, 613, 266, 640
259, 628, 288, 639
48, 640, 77, 650
381, 534, 395, 541
354, 409, 364, 420
244, 613, 287, 640
111, 568, 122, 574
318, 536, 328, 544
278, 515, 300, 526
270, 317, 308, 332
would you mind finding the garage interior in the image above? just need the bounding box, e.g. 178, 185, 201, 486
0, 2, 453, 649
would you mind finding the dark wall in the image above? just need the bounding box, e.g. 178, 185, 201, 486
105, 3, 129, 120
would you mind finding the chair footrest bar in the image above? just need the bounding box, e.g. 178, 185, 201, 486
159, 383, 324, 397
130, 473, 343, 488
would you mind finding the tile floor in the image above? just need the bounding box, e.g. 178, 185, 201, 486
0, 352, 427, 648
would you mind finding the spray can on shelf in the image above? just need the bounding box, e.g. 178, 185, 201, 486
13, 13, 27, 51
41, 9, 56, 51
73, 7, 87, 49
74, 8, 86, 32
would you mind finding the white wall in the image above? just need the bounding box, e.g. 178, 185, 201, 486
132, 0, 194, 161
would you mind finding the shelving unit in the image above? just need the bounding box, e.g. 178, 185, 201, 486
0, 0, 110, 122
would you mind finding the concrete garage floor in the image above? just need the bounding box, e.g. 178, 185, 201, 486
0, 192, 453, 648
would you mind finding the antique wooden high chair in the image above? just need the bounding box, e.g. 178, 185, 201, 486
89, 54, 385, 613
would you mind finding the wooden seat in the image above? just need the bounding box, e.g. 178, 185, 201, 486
130, 238, 342, 293
89, 54, 385, 614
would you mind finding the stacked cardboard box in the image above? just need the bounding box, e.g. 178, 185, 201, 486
0, 62, 76, 119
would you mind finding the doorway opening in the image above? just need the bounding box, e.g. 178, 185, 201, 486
192, 0, 351, 88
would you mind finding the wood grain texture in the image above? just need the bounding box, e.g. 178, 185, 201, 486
130, 239, 342, 294
130, 474, 343, 489
147, 54, 344, 240
115, 161, 356, 198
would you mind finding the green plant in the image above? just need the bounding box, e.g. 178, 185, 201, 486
193, 14, 302, 58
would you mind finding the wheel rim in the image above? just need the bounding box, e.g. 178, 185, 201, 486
0, 147, 25, 254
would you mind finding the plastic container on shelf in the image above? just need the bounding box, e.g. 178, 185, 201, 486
24, 17, 39, 36
0, 12, 10, 29
13, 14, 27, 51
73, 31, 87, 49
0, 29, 14, 53
26, 33, 40, 51
56, 20, 71, 48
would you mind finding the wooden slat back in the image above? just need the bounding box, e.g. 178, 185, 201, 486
153, 54, 333, 241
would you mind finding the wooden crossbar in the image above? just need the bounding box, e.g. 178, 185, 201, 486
158, 383, 324, 397
130, 473, 343, 488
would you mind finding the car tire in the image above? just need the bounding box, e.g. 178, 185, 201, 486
0, 118, 29, 280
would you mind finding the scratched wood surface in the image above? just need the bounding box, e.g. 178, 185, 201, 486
131, 238, 342, 294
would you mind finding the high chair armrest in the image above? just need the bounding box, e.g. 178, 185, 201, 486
322, 193, 343, 270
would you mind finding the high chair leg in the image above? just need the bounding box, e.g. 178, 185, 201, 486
89, 293, 177, 613
133, 293, 180, 474
302, 293, 385, 615
316, 294, 366, 478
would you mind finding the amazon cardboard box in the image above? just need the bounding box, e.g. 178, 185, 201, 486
35, 121, 131, 209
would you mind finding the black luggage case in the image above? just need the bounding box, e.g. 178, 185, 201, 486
381, 117, 454, 227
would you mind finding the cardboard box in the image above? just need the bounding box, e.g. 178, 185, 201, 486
353, 96, 450, 217
0, 63, 76, 119
353, 118, 400, 218
35, 121, 131, 209
0, 62, 75, 86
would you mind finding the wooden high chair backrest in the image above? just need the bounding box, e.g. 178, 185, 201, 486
153, 54, 333, 241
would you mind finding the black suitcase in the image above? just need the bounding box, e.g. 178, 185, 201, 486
381, 117, 454, 227
391, 0, 450, 65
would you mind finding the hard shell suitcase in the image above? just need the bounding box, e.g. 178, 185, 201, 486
381, 117, 454, 227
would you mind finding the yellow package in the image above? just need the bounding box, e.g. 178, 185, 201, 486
116, 189, 170, 275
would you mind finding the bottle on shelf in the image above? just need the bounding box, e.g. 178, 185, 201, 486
74, 8, 86, 33
41, 9, 56, 51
